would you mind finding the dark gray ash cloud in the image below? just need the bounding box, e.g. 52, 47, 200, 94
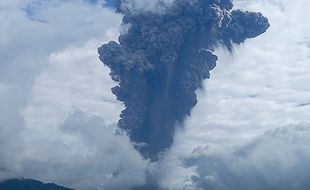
98, 0, 269, 161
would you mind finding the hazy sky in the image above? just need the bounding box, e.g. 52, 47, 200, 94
0, 0, 310, 190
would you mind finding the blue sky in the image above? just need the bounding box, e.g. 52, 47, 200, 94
0, 0, 310, 190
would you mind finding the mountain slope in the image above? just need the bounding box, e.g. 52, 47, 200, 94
0, 179, 73, 190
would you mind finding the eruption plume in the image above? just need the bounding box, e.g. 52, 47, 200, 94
99, 0, 269, 160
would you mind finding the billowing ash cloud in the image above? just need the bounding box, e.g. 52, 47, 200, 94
98, 0, 269, 160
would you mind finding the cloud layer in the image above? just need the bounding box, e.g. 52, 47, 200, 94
164, 123, 310, 190
1, 1, 147, 189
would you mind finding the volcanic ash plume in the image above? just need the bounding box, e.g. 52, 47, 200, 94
98, 0, 269, 160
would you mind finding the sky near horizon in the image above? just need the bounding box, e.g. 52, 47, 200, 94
1, 0, 310, 190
